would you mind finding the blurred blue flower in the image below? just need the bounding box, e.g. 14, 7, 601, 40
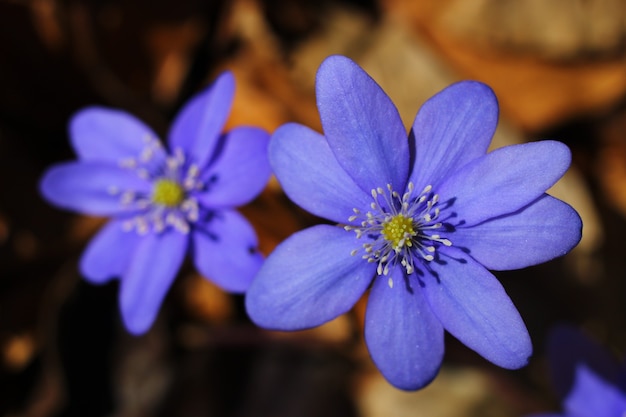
245, 55, 582, 390
41, 72, 271, 335
529, 325, 626, 417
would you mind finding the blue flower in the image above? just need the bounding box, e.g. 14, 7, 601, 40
528, 325, 626, 417
40, 72, 271, 335
245, 55, 582, 390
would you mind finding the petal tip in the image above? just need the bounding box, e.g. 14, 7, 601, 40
432, 80, 498, 113
122, 314, 153, 336
120, 293, 156, 335
317, 54, 355, 74
39, 164, 71, 209
452, 79, 496, 97
315, 55, 361, 95
499, 339, 533, 370
212, 70, 236, 99
389, 368, 441, 391
244, 289, 280, 330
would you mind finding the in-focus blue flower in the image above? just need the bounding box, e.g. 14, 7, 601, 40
41, 72, 271, 335
245, 55, 582, 390
528, 325, 626, 417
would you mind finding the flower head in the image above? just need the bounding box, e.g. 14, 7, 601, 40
40, 72, 271, 335
245, 55, 582, 390
528, 325, 626, 417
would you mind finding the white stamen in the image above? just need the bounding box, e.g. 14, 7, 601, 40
135, 198, 151, 209
120, 158, 137, 169
345, 182, 452, 275
181, 198, 199, 222
153, 217, 165, 233
137, 168, 150, 179
115, 139, 212, 236
140, 146, 154, 162
120, 191, 135, 205
136, 217, 149, 235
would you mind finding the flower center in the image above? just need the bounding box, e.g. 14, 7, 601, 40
110, 136, 205, 235
152, 179, 185, 207
381, 214, 415, 250
345, 182, 452, 282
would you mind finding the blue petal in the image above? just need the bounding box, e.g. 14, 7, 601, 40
408, 81, 497, 190
40, 162, 152, 215
70, 107, 164, 163
437, 141, 572, 226
547, 325, 623, 401
315, 55, 409, 194
269, 123, 372, 224
168, 71, 235, 168
452, 195, 582, 270
564, 365, 626, 417
120, 230, 188, 335
245, 224, 376, 330
80, 219, 143, 284
423, 247, 532, 369
196, 127, 271, 208
365, 267, 444, 390
192, 209, 262, 293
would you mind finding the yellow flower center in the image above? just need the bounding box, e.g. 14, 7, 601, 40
381, 214, 415, 250
346, 183, 452, 279
152, 179, 185, 207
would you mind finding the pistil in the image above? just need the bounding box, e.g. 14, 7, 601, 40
152, 179, 185, 207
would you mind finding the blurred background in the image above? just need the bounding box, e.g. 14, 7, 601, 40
0, 0, 625, 415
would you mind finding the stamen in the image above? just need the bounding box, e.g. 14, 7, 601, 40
181, 198, 199, 222
136, 217, 149, 235
120, 191, 135, 205
140, 146, 154, 162
183, 164, 203, 190
113, 138, 207, 236
346, 182, 452, 276
135, 198, 151, 209
137, 168, 150, 179
119, 158, 137, 169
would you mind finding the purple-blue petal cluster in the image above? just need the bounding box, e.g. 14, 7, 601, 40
528, 325, 626, 417
40, 71, 271, 335
245, 55, 582, 390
